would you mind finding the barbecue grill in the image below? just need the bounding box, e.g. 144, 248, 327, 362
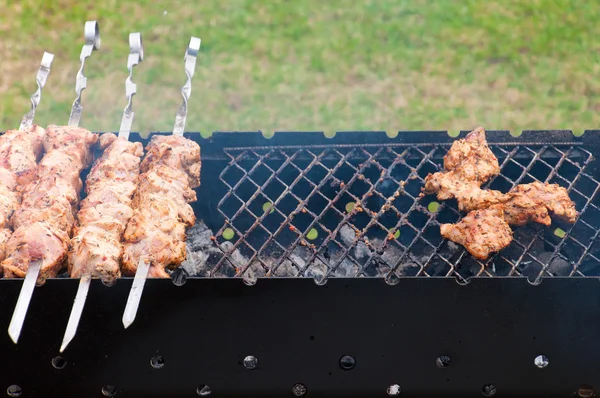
2, 129, 599, 398
2, 24, 600, 398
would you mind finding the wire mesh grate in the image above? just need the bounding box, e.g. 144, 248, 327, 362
185, 142, 600, 282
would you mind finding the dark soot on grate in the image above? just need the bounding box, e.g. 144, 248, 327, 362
184, 143, 600, 280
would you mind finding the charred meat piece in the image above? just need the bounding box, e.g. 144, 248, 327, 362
68, 133, 144, 283
423, 127, 503, 212
440, 205, 513, 260
1, 125, 97, 283
122, 135, 200, 278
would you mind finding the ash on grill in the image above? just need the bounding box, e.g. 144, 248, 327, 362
182, 220, 461, 281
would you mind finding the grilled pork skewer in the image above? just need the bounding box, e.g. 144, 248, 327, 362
60, 33, 144, 353
6, 21, 100, 345
122, 36, 201, 329
0, 52, 53, 263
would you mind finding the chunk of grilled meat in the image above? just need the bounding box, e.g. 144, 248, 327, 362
423, 127, 503, 212
440, 205, 513, 260
0, 125, 46, 186
122, 135, 200, 278
68, 133, 144, 283
502, 182, 577, 226
1, 126, 97, 282
0, 125, 47, 262
0, 228, 10, 265
427, 128, 578, 260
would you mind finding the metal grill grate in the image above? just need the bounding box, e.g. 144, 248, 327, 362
190, 141, 599, 283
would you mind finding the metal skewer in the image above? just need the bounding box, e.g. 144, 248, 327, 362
122, 36, 201, 329
19, 51, 54, 130
68, 21, 101, 127
60, 32, 143, 353
8, 21, 100, 345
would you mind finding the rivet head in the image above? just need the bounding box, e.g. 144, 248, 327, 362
292, 383, 307, 397
482, 384, 496, 397
196, 384, 211, 396
6, 385, 22, 398
534, 354, 549, 369
387, 384, 401, 396
339, 354, 356, 370
436, 355, 451, 368
243, 355, 258, 369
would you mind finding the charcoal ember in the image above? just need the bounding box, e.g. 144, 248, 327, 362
380, 242, 402, 272
332, 258, 359, 277
339, 224, 356, 247
338, 224, 371, 259
303, 258, 328, 280
241, 261, 267, 284
181, 221, 243, 277
537, 251, 573, 276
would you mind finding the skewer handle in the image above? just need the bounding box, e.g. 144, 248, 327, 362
173, 36, 201, 136
68, 21, 101, 127
19, 52, 54, 130
118, 32, 144, 140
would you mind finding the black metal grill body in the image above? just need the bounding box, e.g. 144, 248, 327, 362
1, 130, 600, 398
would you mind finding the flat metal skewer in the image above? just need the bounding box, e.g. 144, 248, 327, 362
19, 51, 54, 130
8, 21, 100, 345
60, 32, 142, 353
68, 21, 101, 127
122, 36, 201, 329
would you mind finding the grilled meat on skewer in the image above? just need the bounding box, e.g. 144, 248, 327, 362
1, 125, 97, 282
122, 135, 200, 278
68, 133, 144, 283
0, 125, 47, 263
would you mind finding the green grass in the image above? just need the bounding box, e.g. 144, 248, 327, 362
1, 0, 600, 136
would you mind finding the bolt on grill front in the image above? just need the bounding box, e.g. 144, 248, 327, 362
182, 139, 600, 284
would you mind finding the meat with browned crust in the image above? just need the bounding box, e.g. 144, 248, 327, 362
122, 135, 200, 278
502, 182, 577, 226
440, 205, 513, 260
68, 133, 144, 283
1, 125, 97, 283
425, 128, 578, 260
423, 127, 505, 212
0, 125, 47, 263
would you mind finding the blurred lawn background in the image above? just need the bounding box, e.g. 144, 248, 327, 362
1, 0, 600, 136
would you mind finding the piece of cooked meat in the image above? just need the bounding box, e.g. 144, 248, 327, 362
442, 127, 500, 183
68, 134, 144, 283
122, 135, 200, 278
440, 205, 513, 260
0, 125, 46, 186
0, 126, 48, 228
0, 228, 11, 265
0, 125, 47, 262
423, 127, 502, 211
502, 182, 578, 226
423, 171, 509, 212
1, 125, 97, 283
